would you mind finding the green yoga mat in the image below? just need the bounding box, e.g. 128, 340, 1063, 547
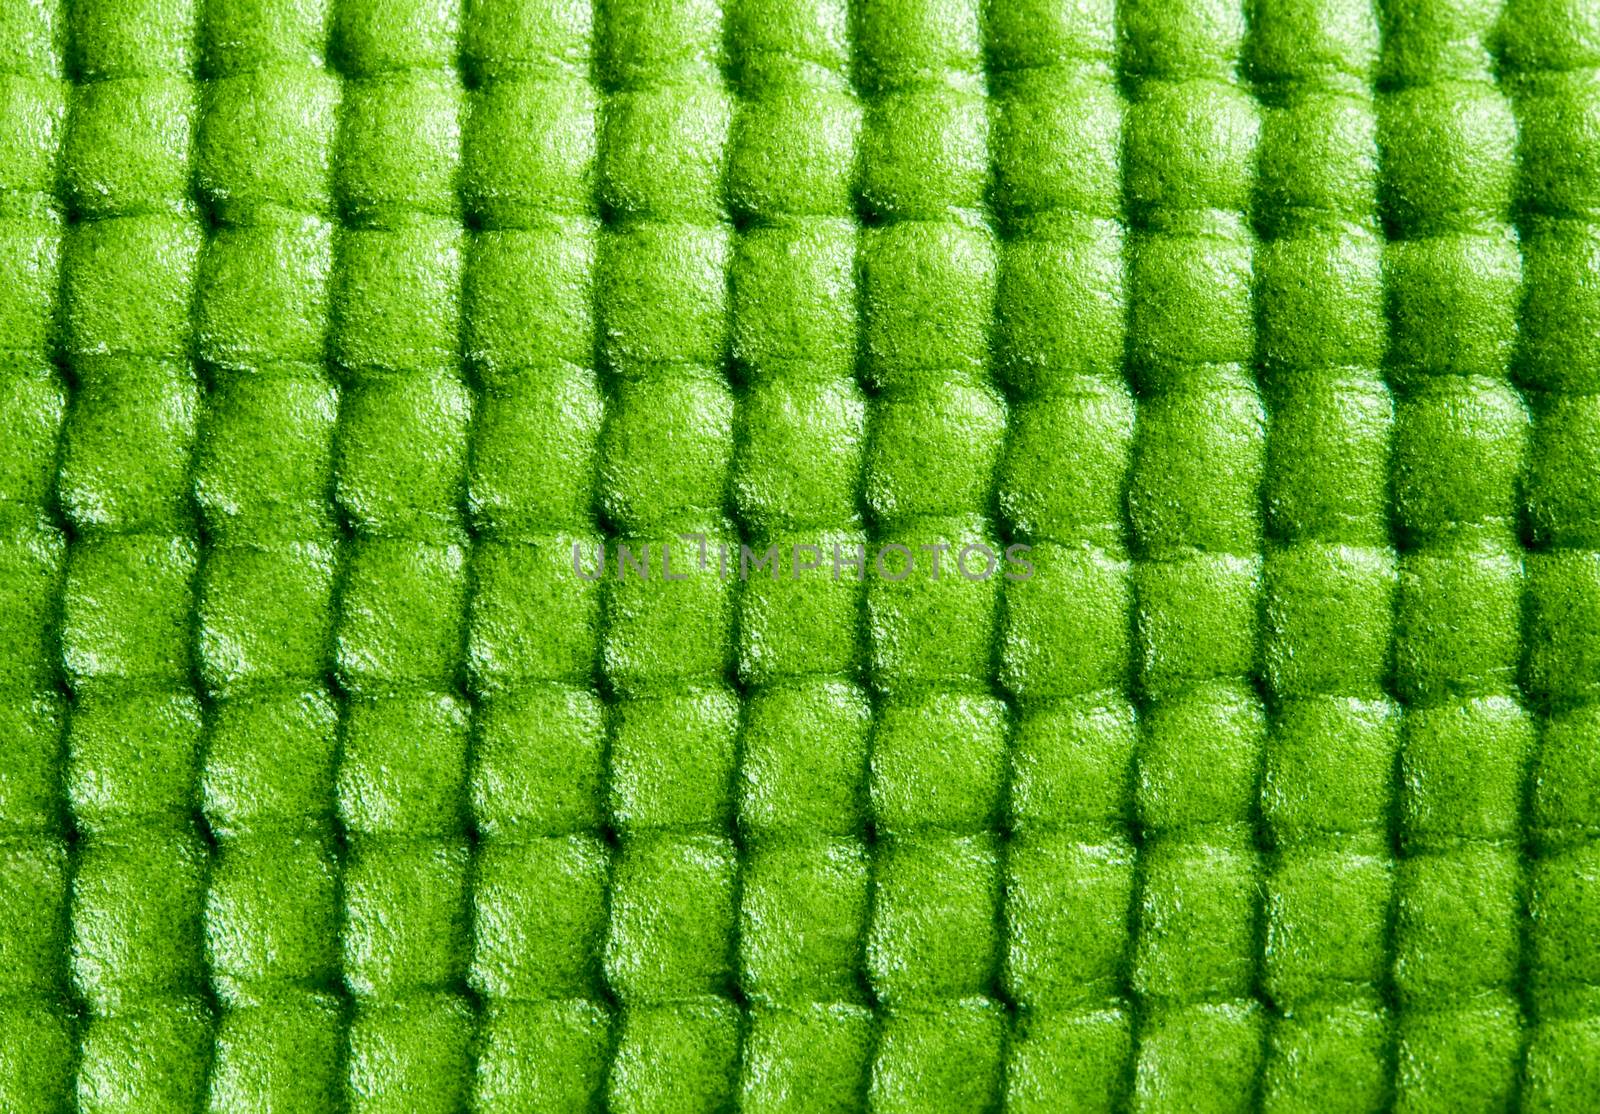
4, 0, 1600, 1109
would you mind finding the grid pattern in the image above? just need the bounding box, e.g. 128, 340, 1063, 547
1, 0, 1599, 1111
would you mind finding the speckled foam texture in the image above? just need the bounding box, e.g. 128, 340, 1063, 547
3, 0, 1600, 1111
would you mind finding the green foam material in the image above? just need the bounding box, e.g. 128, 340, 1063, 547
1525, 551, 1600, 705
1255, 90, 1377, 230
1262, 542, 1396, 699
1394, 995, 1524, 1112
1126, 80, 1259, 217
70, 832, 208, 1006
201, 689, 340, 835
61, 534, 196, 688
731, 218, 857, 379
730, 87, 859, 220
1523, 1015, 1600, 1113
335, 74, 462, 222
65, 691, 203, 831
601, 86, 731, 223
0, 220, 61, 358
860, 87, 987, 220
1256, 228, 1384, 372
1398, 696, 1532, 846
197, 71, 338, 222
865, 833, 1000, 1006
992, 74, 1121, 223
0, 839, 67, 996
197, 540, 337, 692
335, 539, 467, 689
868, 999, 1006, 1114
75, 997, 214, 1114
469, 685, 606, 836
599, 375, 733, 529
345, 994, 474, 1114
1260, 1001, 1390, 1114
740, 1003, 874, 1114
0, 999, 74, 1113
1004, 833, 1135, 1008
608, 685, 740, 832
1135, 558, 1261, 697
1379, 83, 1516, 234
1516, 72, 1600, 217
473, 999, 610, 1113
1128, 365, 1264, 553
464, 0, 591, 80
465, 223, 597, 376
1262, 371, 1390, 545
63, 77, 193, 220
469, 533, 604, 688
0, 527, 63, 690
464, 78, 596, 224
63, 217, 201, 358
335, 375, 470, 534
341, 839, 470, 998
998, 340, 1126, 528
739, 837, 870, 1004
1136, 680, 1264, 829
1263, 842, 1392, 1007
57, 359, 198, 533
1394, 844, 1521, 1002
737, 679, 872, 837
1000, 542, 1131, 699
200, 0, 332, 76
333, 0, 459, 74
1128, 224, 1255, 372
609, 1000, 742, 1114
71, 0, 196, 80
1394, 543, 1522, 702
338, 692, 470, 835
1005, 1006, 1132, 1114
1527, 392, 1600, 550
867, 517, 1001, 690
1531, 842, 1600, 995
603, 834, 737, 1001
207, 991, 345, 1112
470, 367, 604, 532
1386, 232, 1520, 385
204, 834, 341, 996
996, 221, 1127, 391
1008, 695, 1136, 832
196, 219, 334, 369
602, 529, 736, 692
1133, 1001, 1267, 1114
1261, 696, 1399, 843
470, 834, 610, 999
1392, 377, 1527, 541
1133, 835, 1258, 1003
870, 691, 1008, 833
598, 223, 729, 372
0, 692, 65, 834
865, 382, 1006, 521
6, 0, 1600, 1106
861, 221, 995, 388
734, 378, 866, 531
193, 371, 338, 541
1532, 704, 1600, 852
331, 223, 464, 375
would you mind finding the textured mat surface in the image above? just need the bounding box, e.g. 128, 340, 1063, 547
4, 0, 1600, 1110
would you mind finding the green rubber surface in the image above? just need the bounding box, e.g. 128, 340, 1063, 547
3, 0, 1600, 1110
